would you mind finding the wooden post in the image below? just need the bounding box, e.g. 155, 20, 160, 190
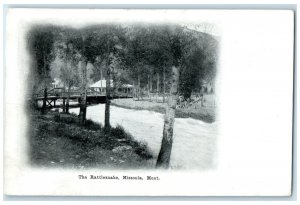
42, 87, 47, 114
63, 98, 66, 112
66, 84, 70, 113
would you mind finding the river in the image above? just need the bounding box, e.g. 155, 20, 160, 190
70, 104, 218, 169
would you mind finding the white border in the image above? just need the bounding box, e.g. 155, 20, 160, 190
1, 1, 298, 205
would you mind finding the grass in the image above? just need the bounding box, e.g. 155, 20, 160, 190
29, 111, 154, 169
112, 98, 216, 123
53, 113, 103, 131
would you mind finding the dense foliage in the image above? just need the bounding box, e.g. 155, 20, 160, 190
27, 23, 218, 99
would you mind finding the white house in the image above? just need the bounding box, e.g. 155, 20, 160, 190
90, 79, 113, 88
89, 80, 133, 95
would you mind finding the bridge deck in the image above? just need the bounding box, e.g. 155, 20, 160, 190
33, 87, 133, 102
34, 95, 107, 101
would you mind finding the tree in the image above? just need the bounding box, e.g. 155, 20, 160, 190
27, 26, 56, 114
145, 28, 173, 102
154, 25, 200, 168
91, 25, 126, 128
59, 27, 103, 125
54, 35, 81, 113
60, 43, 80, 113
178, 31, 218, 100
78, 35, 88, 125
122, 25, 152, 100
118, 24, 207, 168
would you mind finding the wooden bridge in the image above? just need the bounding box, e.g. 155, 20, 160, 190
34, 87, 133, 108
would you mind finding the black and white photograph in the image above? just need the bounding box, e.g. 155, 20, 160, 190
3, 8, 294, 197
26, 22, 218, 170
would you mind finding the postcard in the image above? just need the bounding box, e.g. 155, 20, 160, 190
4, 8, 294, 196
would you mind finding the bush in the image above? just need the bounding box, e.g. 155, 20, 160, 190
84, 119, 102, 130
110, 125, 127, 139
134, 141, 153, 159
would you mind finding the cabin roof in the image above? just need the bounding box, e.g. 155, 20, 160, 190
89, 80, 112, 88
89, 80, 133, 88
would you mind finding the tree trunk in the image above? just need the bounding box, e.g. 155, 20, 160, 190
62, 85, 66, 112
201, 95, 204, 107
156, 72, 160, 101
78, 60, 87, 125
31, 84, 38, 109
150, 75, 153, 92
66, 83, 70, 113
111, 65, 116, 97
104, 65, 111, 129
100, 68, 103, 81
133, 81, 135, 98
42, 86, 47, 115
147, 74, 150, 100
63, 98, 66, 112
163, 67, 166, 103
137, 72, 141, 100
41, 53, 47, 115
157, 72, 160, 93
156, 66, 179, 169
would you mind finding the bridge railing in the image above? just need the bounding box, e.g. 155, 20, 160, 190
33, 87, 107, 99
33, 87, 133, 99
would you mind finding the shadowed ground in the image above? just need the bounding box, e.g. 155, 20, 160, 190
28, 111, 154, 169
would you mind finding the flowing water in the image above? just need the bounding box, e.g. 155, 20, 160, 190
70, 104, 218, 169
